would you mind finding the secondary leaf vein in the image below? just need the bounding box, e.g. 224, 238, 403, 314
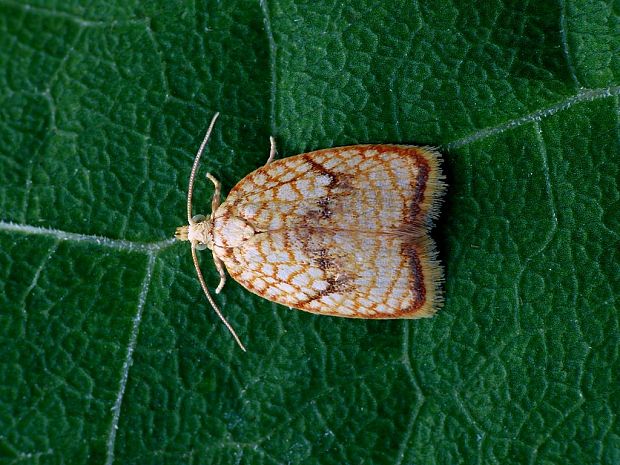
105, 251, 157, 465
445, 86, 620, 150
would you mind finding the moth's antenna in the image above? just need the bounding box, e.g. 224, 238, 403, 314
184, 112, 245, 351
191, 244, 246, 352
188, 112, 220, 224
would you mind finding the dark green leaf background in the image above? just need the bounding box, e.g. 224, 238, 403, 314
1, 1, 618, 464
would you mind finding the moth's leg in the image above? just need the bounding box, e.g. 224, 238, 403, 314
206, 173, 221, 218
265, 136, 277, 165
212, 252, 227, 294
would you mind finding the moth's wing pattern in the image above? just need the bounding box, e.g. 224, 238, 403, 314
224, 145, 444, 232
213, 145, 444, 317
221, 227, 443, 318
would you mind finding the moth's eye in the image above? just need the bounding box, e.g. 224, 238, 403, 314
195, 243, 208, 251
192, 214, 206, 223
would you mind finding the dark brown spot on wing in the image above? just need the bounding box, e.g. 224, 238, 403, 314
316, 197, 332, 219
408, 165, 429, 224
400, 241, 426, 311
298, 271, 354, 306
303, 155, 353, 189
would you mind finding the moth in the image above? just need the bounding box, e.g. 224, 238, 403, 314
176, 113, 445, 350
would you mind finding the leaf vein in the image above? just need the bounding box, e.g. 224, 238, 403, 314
259, 0, 277, 135
0, 220, 175, 253
105, 252, 157, 465
558, 0, 581, 87
445, 86, 620, 150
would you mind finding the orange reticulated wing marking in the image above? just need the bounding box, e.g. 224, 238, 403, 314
214, 145, 445, 318
222, 227, 442, 318
225, 145, 443, 232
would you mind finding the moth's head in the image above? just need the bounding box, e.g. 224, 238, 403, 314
175, 214, 214, 250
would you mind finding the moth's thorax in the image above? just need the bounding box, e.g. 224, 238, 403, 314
187, 219, 214, 249
212, 211, 255, 248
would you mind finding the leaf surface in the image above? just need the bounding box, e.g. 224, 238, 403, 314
1, 1, 618, 464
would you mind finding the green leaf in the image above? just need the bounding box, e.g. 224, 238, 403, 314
1, 1, 618, 464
